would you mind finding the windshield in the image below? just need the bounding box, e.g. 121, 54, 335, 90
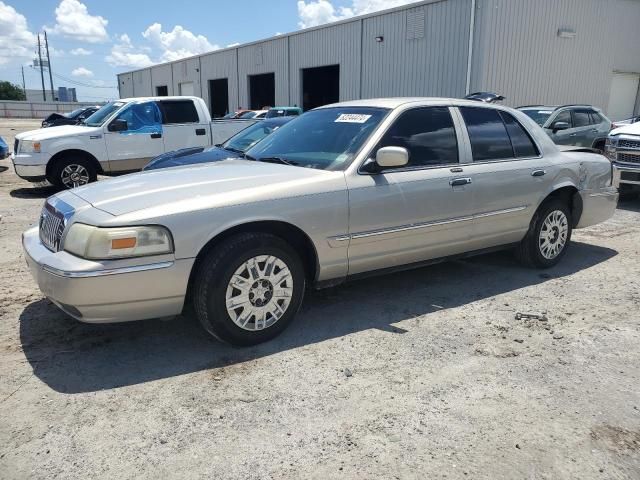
64, 108, 85, 118
520, 109, 553, 126
239, 111, 257, 119
245, 107, 389, 171
223, 121, 285, 152
84, 101, 126, 127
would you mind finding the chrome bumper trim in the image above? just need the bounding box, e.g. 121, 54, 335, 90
42, 261, 174, 278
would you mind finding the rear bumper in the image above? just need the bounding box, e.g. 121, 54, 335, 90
22, 226, 194, 323
575, 187, 618, 229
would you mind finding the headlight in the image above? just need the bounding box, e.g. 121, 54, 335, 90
19, 140, 42, 154
63, 224, 174, 260
604, 137, 617, 161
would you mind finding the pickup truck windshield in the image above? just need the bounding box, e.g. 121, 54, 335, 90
245, 107, 388, 171
84, 101, 126, 127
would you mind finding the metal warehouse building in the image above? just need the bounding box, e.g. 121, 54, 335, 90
117, 0, 640, 121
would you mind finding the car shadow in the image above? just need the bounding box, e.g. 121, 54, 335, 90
19, 241, 617, 393
0, 165, 8, 173
10, 185, 59, 199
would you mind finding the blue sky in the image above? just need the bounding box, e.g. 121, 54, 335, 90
0, 0, 415, 101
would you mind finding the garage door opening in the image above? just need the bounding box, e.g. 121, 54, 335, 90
607, 72, 640, 121
302, 65, 340, 111
156, 85, 168, 96
248, 73, 275, 110
209, 78, 229, 118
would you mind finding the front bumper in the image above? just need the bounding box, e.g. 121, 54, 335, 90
12, 152, 50, 181
613, 162, 640, 186
575, 186, 619, 229
22, 226, 195, 323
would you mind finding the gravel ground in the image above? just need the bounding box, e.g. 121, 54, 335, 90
0, 118, 639, 479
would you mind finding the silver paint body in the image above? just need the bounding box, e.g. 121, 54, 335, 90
22, 98, 618, 324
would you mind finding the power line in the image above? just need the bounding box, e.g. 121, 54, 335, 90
51, 72, 117, 89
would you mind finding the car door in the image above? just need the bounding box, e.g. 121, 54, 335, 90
571, 108, 597, 147
103, 101, 164, 172
345, 106, 476, 275
159, 100, 211, 152
455, 106, 555, 247
546, 109, 575, 145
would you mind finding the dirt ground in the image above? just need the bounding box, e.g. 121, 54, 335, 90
0, 118, 639, 480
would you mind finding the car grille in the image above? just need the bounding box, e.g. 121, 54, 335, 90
618, 152, 640, 164
619, 139, 640, 149
14, 139, 18, 154
39, 204, 66, 252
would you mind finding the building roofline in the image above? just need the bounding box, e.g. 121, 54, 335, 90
117, 0, 447, 76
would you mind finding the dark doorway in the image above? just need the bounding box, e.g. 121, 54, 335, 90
155, 85, 168, 96
209, 78, 229, 118
248, 73, 275, 110
302, 65, 339, 111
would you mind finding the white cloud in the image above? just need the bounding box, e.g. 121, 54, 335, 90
106, 34, 153, 68
297, 0, 415, 28
70, 47, 92, 56
142, 23, 218, 62
0, 2, 36, 65
51, 0, 108, 43
71, 66, 93, 77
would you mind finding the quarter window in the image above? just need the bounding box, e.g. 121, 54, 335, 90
499, 111, 539, 158
159, 100, 199, 124
377, 107, 459, 167
459, 107, 513, 161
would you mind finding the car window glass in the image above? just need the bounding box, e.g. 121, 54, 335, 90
460, 106, 513, 161
115, 102, 162, 133
159, 100, 199, 124
589, 111, 602, 124
554, 110, 572, 127
499, 111, 539, 158
573, 110, 591, 128
224, 122, 281, 152
377, 107, 458, 167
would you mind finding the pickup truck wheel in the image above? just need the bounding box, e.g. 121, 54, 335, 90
49, 157, 97, 189
193, 233, 305, 346
516, 199, 572, 269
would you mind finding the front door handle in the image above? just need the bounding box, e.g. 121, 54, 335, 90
150, 133, 162, 139
532, 169, 547, 177
450, 177, 472, 187
195, 128, 206, 136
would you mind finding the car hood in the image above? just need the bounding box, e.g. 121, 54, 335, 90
69, 159, 341, 217
610, 122, 640, 137
143, 146, 241, 170
15, 124, 100, 141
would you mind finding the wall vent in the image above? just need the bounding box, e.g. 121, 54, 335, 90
406, 8, 425, 40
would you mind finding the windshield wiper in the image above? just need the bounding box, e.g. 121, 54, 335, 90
223, 146, 245, 155
255, 156, 298, 166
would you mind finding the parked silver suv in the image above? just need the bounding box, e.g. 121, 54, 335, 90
518, 105, 611, 151
23, 98, 618, 346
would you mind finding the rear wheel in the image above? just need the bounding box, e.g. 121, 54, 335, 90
516, 199, 572, 268
192, 233, 305, 346
49, 156, 97, 189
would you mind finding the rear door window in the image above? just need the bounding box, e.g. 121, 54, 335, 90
159, 100, 199, 124
459, 107, 513, 161
499, 111, 539, 158
573, 109, 591, 128
377, 106, 459, 167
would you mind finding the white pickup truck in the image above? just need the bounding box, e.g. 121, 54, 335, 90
606, 120, 640, 197
12, 96, 258, 189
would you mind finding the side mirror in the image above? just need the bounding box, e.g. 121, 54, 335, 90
551, 121, 570, 132
108, 119, 128, 132
376, 146, 409, 168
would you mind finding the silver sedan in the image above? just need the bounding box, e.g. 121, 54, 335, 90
23, 98, 618, 345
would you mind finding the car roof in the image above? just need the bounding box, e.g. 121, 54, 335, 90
317, 97, 512, 110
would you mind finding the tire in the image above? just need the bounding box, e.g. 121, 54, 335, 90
515, 199, 573, 269
592, 139, 605, 152
192, 232, 306, 346
48, 155, 97, 189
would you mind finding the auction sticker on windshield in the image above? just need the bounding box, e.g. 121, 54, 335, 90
335, 113, 372, 123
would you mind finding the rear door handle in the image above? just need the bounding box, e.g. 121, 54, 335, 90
532, 169, 546, 177
150, 133, 162, 139
195, 128, 206, 136
450, 177, 472, 187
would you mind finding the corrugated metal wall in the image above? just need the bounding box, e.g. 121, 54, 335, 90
289, 21, 362, 105
470, 0, 640, 110
151, 64, 174, 96
237, 37, 289, 108
118, 72, 134, 98
200, 49, 240, 113
132, 69, 152, 97
361, 0, 470, 98
171, 57, 202, 97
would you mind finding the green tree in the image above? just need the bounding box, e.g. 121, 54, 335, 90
0, 81, 26, 101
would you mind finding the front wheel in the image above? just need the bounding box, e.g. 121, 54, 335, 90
192, 233, 306, 346
516, 199, 573, 268
49, 156, 97, 189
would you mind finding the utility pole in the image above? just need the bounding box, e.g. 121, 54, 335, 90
37, 33, 46, 101
44, 30, 55, 101
21, 66, 27, 97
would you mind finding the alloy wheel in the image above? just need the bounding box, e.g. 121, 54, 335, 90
538, 210, 569, 260
61, 164, 90, 188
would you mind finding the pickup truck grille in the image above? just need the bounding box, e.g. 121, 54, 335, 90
618, 152, 640, 164
39, 204, 66, 252
619, 139, 640, 149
